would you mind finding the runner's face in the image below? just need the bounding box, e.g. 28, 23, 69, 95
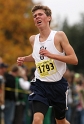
33, 9, 51, 28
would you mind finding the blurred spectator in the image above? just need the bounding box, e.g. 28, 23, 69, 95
19, 66, 32, 124
4, 64, 19, 124
0, 63, 8, 124
0, 63, 8, 105
19, 66, 30, 90
63, 68, 74, 123
13, 66, 30, 124
80, 79, 84, 124
74, 73, 84, 124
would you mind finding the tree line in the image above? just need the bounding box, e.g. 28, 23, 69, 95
61, 14, 84, 73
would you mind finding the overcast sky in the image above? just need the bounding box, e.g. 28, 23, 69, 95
33, 0, 84, 25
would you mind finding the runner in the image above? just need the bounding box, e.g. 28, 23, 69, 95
17, 5, 78, 124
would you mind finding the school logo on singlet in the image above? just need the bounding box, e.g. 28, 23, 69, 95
40, 46, 46, 60
36, 59, 57, 77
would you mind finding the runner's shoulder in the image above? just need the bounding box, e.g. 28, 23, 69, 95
29, 35, 36, 46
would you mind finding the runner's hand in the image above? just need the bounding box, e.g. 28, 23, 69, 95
17, 57, 25, 66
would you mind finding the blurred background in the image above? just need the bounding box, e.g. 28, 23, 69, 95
0, 0, 84, 124
0, 0, 84, 72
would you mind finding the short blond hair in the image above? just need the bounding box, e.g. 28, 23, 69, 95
32, 5, 52, 25
32, 5, 52, 16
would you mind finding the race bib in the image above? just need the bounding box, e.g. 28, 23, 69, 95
36, 59, 57, 77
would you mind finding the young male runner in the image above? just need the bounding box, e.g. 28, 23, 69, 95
17, 5, 78, 124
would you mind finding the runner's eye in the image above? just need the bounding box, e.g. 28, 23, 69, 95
33, 13, 43, 18
38, 13, 43, 16
33, 14, 37, 18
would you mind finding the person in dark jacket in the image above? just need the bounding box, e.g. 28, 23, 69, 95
4, 65, 19, 124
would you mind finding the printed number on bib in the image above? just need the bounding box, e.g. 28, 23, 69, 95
36, 59, 57, 77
